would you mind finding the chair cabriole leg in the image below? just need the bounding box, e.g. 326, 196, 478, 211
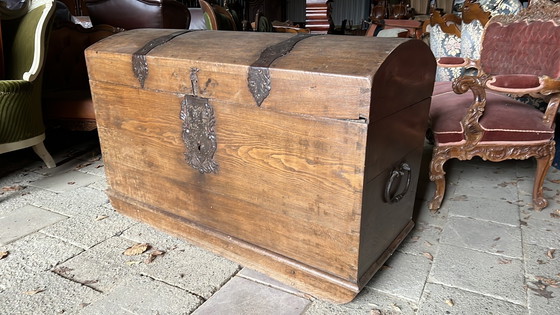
532, 148, 554, 211
429, 148, 449, 212
32, 142, 56, 168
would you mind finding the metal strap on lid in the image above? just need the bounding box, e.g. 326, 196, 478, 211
132, 30, 194, 88
248, 34, 318, 106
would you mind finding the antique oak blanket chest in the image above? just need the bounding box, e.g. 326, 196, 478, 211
86, 29, 436, 303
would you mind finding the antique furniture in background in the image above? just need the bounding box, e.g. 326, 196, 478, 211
427, 9, 461, 81
86, 30, 436, 303
199, 0, 237, 30
42, 20, 121, 131
245, 0, 284, 24
428, 0, 560, 211
0, 0, 56, 168
84, 0, 191, 29
459, 1, 491, 61
460, 0, 521, 61
305, 0, 333, 33
58, 0, 89, 16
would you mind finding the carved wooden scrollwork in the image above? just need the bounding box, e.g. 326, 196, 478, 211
451, 75, 490, 149
429, 141, 556, 211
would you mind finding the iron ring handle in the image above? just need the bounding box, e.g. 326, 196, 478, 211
384, 162, 411, 203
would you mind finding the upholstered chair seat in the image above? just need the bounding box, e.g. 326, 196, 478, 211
431, 82, 554, 145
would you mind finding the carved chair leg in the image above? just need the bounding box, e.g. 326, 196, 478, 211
428, 148, 449, 212
532, 153, 553, 211
32, 142, 56, 168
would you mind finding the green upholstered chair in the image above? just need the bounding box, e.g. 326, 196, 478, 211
0, 0, 56, 168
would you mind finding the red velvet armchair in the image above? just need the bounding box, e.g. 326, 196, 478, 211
428, 0, 560, 211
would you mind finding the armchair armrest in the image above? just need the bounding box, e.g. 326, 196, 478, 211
437, 57, 481, 70
486, 75, 560, 97
451, 75, 488, 147
0, 80, 33, 94
486, 74, 543, 94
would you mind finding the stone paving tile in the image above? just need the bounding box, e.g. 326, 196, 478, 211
522, 219, 560, 249
523, 243, 560, 279
449, 160, 520, 204
40, 206, 136, 249
0, 232, 83, 273
119, 223, 241, 299
81, 275, 203, 315
74, 155, 106, 177
238, 268, 305, 298
53, 236, 145, 293
396, 221, 442, 257
120, 222, 192, 250
520, 205, 560, 224
523, 242, 560, 314
29, 186, 110, 217
192, 276, 310, 315
429, 244, 526, 305
0, 187, 59, 216
440, 216, 523, 259
0, 205, 67, 245
455, 158, 520, 181
517, 182, 560, 215
0, 167, 44, 190
88, 178, 109, 192
417, 283, 526, 315
29, 170, 102, 194
0, 259, 38, 292
304, 287, 419, 314
447, 195, 521, 226
413, 199, 449, 228
0, 270, 102, 315
526, 281, 560, 315
366, 251, 432, 303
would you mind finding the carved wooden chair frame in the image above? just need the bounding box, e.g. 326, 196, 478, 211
429, 10, 462, 38
462, 1, 491, 26
428, 0, 560, 211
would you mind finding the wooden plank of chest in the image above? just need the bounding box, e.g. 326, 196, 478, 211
90, 79, 366, 279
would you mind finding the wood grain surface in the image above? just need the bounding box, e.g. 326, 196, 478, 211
86, 29, 436, 303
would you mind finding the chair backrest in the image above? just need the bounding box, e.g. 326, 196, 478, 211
84, 0, 191, 30
479, 0, 560, 78
2, 0, 55, 81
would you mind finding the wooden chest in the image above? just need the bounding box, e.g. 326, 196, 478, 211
86, 29, 436, 303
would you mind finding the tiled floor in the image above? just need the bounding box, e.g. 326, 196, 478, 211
1, 130, 559, 314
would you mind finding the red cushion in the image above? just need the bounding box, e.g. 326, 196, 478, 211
430, 83, 553, 144
438, 57, 466, 65
490, 74, 540, 89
